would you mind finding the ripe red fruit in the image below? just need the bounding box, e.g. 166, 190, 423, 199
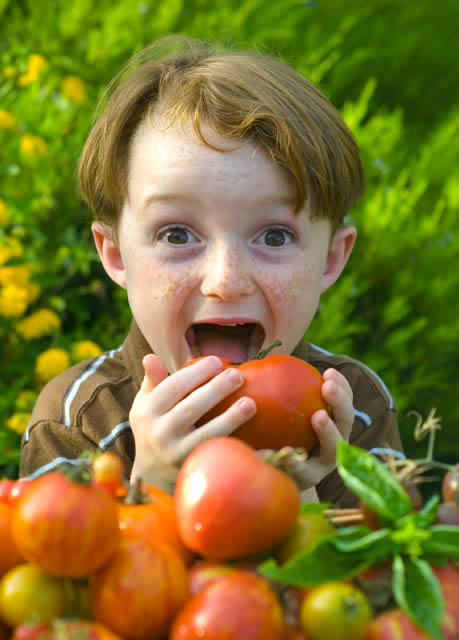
174, 437, 300, 559
184, 353, 330, 451
170, 570, 284, 640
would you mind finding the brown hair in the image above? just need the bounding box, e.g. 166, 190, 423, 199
79, 36, 364, 234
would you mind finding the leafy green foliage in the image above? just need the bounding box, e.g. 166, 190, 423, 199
1, 0, 458, 476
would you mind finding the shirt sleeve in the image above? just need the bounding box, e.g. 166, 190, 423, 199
316, 407, 403, 508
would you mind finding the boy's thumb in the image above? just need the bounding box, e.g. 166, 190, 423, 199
140, 354, 168, 394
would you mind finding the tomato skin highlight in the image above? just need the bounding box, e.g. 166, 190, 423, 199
170, 570, 285, 640
11, 472, 120, 578
186, 354, 330, 451
174, 437, 300, 559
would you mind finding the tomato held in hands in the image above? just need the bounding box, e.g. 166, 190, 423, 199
170, 570, 285, 640
0, 502, 23, 579
175, 437, 300, 559
186, 352, 330, 451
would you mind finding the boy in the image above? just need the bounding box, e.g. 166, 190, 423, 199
20, 36, 403, 506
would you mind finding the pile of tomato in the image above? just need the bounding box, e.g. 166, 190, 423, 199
0, 437, 458, 640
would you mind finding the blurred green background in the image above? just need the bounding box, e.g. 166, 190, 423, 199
1, 0, 458, 480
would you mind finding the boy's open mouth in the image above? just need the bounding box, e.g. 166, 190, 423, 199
186, 322, 265, 363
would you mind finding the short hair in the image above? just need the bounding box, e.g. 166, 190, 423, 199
79, 36, 364, 234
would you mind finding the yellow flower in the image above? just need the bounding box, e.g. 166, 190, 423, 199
7, 412, 31, 435
0, 263, 32, 287
16, 308, 61, 340
0, 284, 28, 317
36, 348, 71, 382
72, 340, 103, 362
3, 65, 16, 79
18, 54, 47, 86
61, 75, 87, 102
20, 134, 47, 157
23, 281, 41, 304
0, 110, 16, 128
0, 199, 8, 226
0, 236, 23, 265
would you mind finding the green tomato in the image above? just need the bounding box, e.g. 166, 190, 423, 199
275, 512, 335, 564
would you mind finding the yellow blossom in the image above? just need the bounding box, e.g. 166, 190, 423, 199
7, 412, 31, 435
3, 65, 16, 79
0, 263, 32, 287
23, 281, 41, 304
0, 200, 8, 226
20, 134, 48, 157
16, 308, 61, 340
61, 75, 87, 102
0, 110, 16, 128
0, 236, 23, 265
36, 348, 71, 382
72, 340, 103, 362
18, 54, 47, 86
0, 284, 28, 317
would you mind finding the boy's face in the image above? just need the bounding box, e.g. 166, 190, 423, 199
93, 121, 356, 373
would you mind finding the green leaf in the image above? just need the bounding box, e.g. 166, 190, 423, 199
334, 528, 393, 553
300, 502, 331, 513
416, 494, 440, 528
259, 538, 373, 586
336, 441, 412, 520
392, 555, 444, 640
422, 525, 459, 558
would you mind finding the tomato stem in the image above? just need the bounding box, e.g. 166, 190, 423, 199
125, 477, 152, 505
254, 339, 282, 360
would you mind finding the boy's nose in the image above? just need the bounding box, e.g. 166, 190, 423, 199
200, 243, 255, 301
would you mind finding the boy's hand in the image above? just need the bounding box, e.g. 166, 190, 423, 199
129, 354, 257, 492
280, 368, 354, 491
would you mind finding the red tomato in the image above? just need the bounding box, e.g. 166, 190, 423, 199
363, 609, 430, 639
174, 437, 300, 559
117, 480, 194, 566
11, 622, 52, 640
170, 570, 284, 640
90, 537, 189, 640
11, 472, 120, 578
432, 563, 459, 640
91, 452, 124, 497
185, 353, 330, 451
0, 502, 23, 578
188, 560, 235, 595
0, 479, 15, 505
442, 465, 459, 503
8, 479, 32, 506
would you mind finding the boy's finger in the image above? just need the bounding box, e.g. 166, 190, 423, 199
141, 354, 169, 394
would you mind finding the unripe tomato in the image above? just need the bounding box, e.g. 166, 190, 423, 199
0, 564, 67, 627
184, 353, 330, 451
175, 437, 300, 559
275, 512, 335, 565
0, 502, 23, 578
170, 570, 284, 640
300, 581, 371, 640
12, 472, 120, 578
90, 537, 189, 640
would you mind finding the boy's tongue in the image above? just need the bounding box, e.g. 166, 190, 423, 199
192, 324, 253, 363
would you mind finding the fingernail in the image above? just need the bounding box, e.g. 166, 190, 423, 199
226, 368, 243, 385
208, 356, 223, 371
237, 397, 256, 415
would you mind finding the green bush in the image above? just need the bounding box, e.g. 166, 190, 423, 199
1, 0, 458, 476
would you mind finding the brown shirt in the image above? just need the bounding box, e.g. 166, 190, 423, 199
20, 320, 403, 507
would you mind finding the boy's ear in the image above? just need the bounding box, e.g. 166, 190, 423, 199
321, 225, 357, 293
91, 221, 127, 289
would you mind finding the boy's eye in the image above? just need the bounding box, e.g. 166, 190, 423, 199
158, 226, 195, 245
258, 227, 295, 247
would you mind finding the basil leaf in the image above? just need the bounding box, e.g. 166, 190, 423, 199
416, 494, 440, 528
336, 441, 412, 520
392, 555, 444, 640
334, 528, 393, 553
300, 502, 331, 514
259, 539, 373, 586
422, 525, 459, 558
